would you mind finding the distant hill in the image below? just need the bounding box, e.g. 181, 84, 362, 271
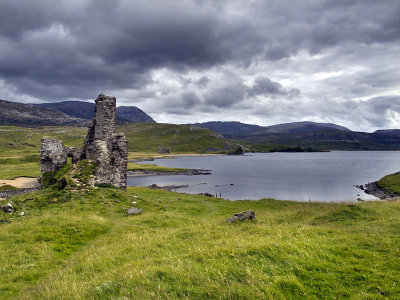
36, 101, 156, 124
228, 129, 400, 150
191, 121, 400, 150
191, 121, 266, 135
261, 121, 350, 134
117, 106, 156, 124
120, 123, 228, 153
192, 121, 350, 136
0, 99, 89, 127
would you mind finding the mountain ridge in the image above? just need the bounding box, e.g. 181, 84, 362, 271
0, 99, 89, 127
36, 100, 156, 124
191, 120, 351, 135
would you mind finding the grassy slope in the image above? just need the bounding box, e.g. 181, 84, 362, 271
377, 172, 400, 194
0, 187, 399, 299
121, 123, 226, 153
0, 124, 226, 179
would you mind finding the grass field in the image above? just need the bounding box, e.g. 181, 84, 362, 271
1, 187, 399, 299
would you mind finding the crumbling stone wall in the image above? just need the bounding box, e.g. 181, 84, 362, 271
40, 137, 67, 173
40, 94, 128, 188
66, 147, 83, 164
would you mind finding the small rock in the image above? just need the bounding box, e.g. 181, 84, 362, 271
1, 203, 14, 213
127, 207, 143, 215
132, 195, 138, 198
132, 201, 136, 205
19, 212, 25, 216
225, 210, 255, 223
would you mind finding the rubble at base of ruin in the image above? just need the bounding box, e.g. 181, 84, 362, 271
39, 94, 128, 188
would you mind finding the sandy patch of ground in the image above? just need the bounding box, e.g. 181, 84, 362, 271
0, 177, 40, 188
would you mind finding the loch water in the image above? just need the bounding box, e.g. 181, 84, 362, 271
127, 151, 400, 202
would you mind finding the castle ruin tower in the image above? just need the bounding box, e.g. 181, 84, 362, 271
82, 94, 128, 188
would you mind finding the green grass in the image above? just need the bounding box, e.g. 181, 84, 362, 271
377, 172, 400, 194
0, 187, 399, 299
128, 163, 187, 173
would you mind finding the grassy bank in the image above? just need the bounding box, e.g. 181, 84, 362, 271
377, 172, 400, 194
128, 163, 187, 173
1, 187, 399, 299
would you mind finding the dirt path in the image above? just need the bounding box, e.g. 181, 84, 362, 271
0, 177, 40, 188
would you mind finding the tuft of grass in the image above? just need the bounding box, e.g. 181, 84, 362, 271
0, 187, 399, 299
73, 160, 97, 184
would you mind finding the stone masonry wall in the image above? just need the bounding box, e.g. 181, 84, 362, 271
40, 137, 67, 173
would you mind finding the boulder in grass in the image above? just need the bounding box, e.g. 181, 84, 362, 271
1, 203, 14, 213
225, 210, 255, 223
127, 207, 143, 215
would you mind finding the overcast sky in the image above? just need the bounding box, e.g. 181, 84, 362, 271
1, 0, 399, 131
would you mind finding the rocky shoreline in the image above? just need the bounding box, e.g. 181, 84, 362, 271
147, 184, 189, 191
128, 168, 211, 177
357, 182, 400, 200
0, 188, 39, 199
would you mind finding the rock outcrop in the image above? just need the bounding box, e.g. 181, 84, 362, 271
225, 211, 256, 223
40, 94, 128, 188
1, 202, 14, 213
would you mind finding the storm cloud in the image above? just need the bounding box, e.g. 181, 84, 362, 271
0, 0, 399, 131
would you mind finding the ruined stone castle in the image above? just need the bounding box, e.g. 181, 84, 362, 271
40, 94, 128, 188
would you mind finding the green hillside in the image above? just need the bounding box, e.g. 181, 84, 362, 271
120, 123, 227, 153
0, 124, 227, 179
1, 187, 399, 298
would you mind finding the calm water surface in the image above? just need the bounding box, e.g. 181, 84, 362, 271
127, 151, 400, 202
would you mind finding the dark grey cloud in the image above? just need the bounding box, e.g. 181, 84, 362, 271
249, 77, 300, 97
196, 77, 210, 88
0, 0, 399, 130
